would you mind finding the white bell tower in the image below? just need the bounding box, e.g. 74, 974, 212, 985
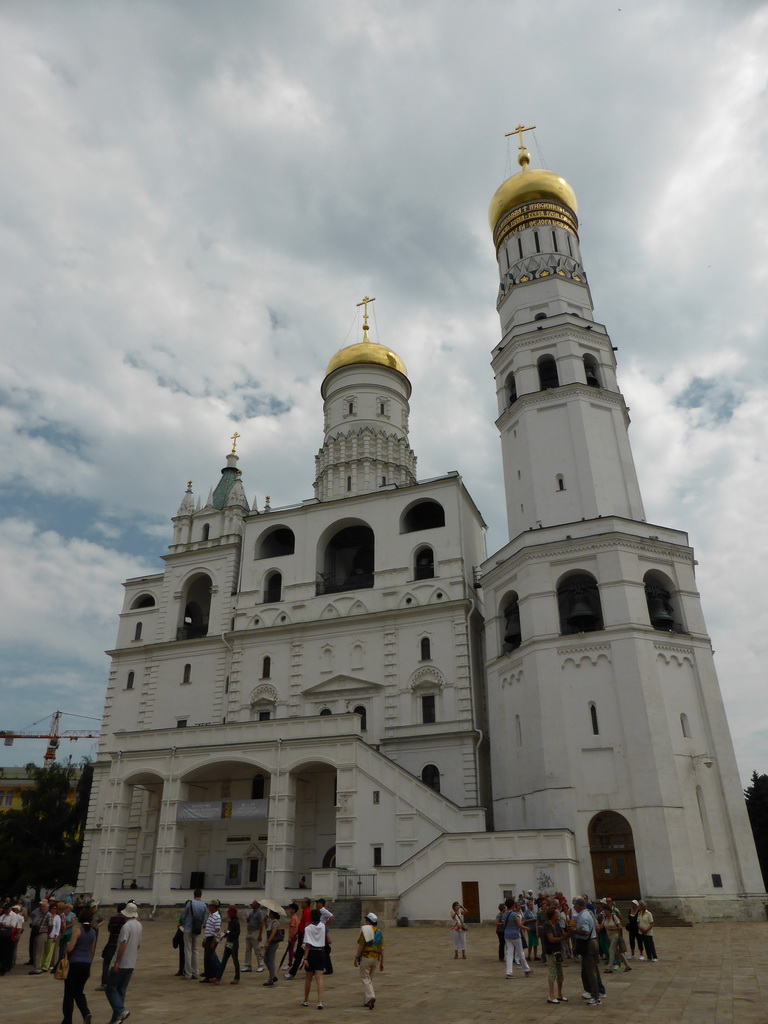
481, 127, 765, 921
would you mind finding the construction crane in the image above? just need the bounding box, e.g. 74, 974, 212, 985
1, 711, 101, 761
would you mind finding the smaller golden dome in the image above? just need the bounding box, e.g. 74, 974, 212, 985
488, 149, 577, 232
325, 324, 407, 378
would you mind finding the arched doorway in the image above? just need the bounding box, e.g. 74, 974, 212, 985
588, 811, 640, 901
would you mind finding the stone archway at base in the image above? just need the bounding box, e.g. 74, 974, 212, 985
588, 810, 640, 901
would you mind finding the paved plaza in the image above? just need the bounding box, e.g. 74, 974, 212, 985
2, 919, 767, 1024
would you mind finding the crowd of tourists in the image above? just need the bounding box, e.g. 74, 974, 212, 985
1, 885, 657, 1014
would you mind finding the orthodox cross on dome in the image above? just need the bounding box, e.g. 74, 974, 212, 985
356, 295, 376, 339
230, 431, 240, 455
504, 123, 535, 167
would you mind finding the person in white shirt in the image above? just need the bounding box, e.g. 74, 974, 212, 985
200, 900, 222, 982
315, 899, 334, 975
105, 901, 142, 1024
301, 908, 330, 1010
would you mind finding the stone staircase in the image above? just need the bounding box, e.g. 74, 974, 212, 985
327, 898, 361, 928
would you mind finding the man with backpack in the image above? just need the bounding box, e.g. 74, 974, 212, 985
181, 888, 207, 980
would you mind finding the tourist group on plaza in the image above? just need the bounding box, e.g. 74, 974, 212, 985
1, 887, 659, 1017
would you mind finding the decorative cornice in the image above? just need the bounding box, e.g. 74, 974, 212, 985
409, 666, 445, 690
484, 532, 695, 589
496, 383, 626, 431
557, 642, 612, 656
494, 323, 612, 359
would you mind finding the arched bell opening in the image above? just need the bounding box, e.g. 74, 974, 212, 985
414, 545, 435, 580
643, 570, 684, 632
537, 354, 559, 391
557, 572, 604, 634
583, 354, 601, 388
179, 574, 213, 640
505, 371, 518, 406
500, 592, 522, 653
317, 522, 375, 594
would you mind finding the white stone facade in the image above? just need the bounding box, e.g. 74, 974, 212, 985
79, 156, 765, 923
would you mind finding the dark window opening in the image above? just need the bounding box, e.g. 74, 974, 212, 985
176, 719, 187, 728
534, 230, 540, 253
265, 572, 282, 603
258, 710, 271, 721
317, 524, 375, 594
414, 546, 435, 580
558, 574, 604, 634
133, 621, 143, 641
534, 311, 547, 320
353, 704, 367, 731
552, 230, 559, 252
567, 235, 573, 257
347, 476, 352, 492
590, 703, 599, 735
182, 663, 191, 684
258, 527, 295, 558
380, 403, 385, 414
262, 656, 271, 679
251, 774, 265, 800
319, 708, 332, 716
401, 500, 445, 534
248, 859, 260, 883
348, 402, 354, 415
202, 523, 210, 541
517, 237, 523, 260
126, 671, 135, 690
712, 874, 723, 888
538, 355, 559, 390
132, 594, 155, 609
502, 594, 522, 652
373, 846, 382, 866
382, 476, 387, 485
557, 475, 565, 491
420, 637, 431, 661
421, 694, 436, 724
421, 764, 440, 792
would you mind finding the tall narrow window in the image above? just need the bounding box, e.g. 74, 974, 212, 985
502, 594, 521, 653
264, 572, 282, 603
202, 523, 210, 541
680, 713, 691, 738
262, 656, 271, 679
583, 354, 601, 388
126, 671, 135, 690
251, 774, 265, 800
515, 714, 522, 748
348, 402, 354, 415
421, 764, 440, 792
420, 637, 431, 660
421, 694, 436, 724
590, 702, 599, 735
347, 476, 352, 492
415, 547, 435, 580
551, 230, 559, 252
373, 846, 382, 866
534, 230, 540, 253
133, 622, 143, 641
353, 705, 367, 731
182, 663, 191, 685
557, 573, 604, 634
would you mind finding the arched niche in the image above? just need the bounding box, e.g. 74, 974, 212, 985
587, 810, 640, 901
131, 594, 156, 610
537, 354, 559, 390
500, 591, 522, 653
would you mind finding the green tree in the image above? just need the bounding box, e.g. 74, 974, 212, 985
744, 770, 768, 888
0, 759, 93, 899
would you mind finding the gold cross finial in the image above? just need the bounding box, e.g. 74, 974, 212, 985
356, 295, 376, 338
504, 123, 536, 168
230, 431, 240, 455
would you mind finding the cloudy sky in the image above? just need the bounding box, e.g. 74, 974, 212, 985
1, 0, 766, 783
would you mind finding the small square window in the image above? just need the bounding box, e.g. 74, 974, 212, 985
258, 711, 271, 721
176, 719, 188, 728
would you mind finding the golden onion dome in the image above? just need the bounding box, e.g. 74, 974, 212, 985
325, 324, 407, 378
488, 148, 577, 233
